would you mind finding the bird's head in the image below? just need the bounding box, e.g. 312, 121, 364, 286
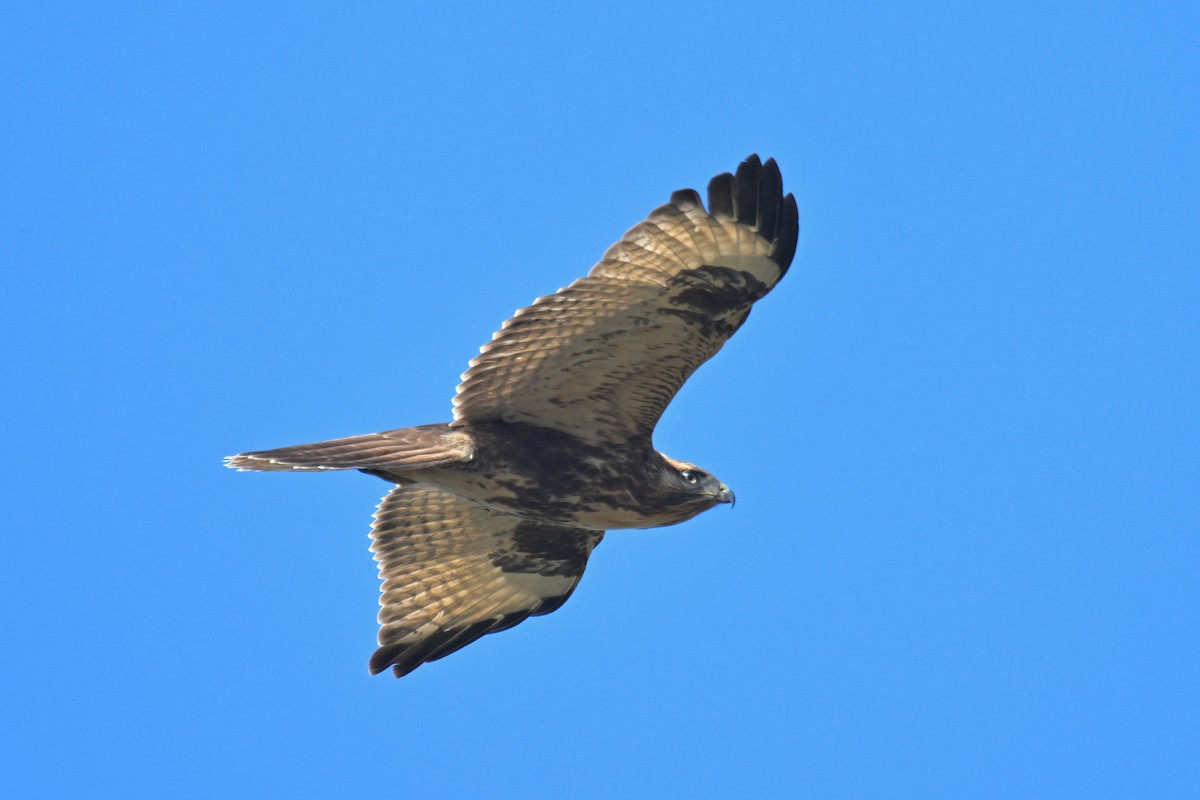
647, 454, 735, 524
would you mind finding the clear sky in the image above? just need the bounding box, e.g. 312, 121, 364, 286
4, 2, 1197, 798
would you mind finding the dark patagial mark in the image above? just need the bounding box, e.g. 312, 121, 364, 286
490, 523, 594, 577
668, 265, 770, 315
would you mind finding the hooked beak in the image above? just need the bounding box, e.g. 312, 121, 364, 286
717, 484, 735, 507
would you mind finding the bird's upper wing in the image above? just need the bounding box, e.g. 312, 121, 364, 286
452, 155, 798, 444
368, 482, 603, 678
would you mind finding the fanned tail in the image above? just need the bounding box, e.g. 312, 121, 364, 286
224, 423, 473, 473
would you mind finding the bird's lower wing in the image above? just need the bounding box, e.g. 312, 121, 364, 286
369, 482, 604, 678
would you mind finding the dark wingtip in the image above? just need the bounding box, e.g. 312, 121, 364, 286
372, 639, 436, 679
392, 662, 419, 679
369, 644, 403, 676
370, 637, 439, 678
733, 155, 762, 226
757, 158, 783, 242
774, 193, 799, 271
721, 154, 800, 273
707, 172, 735, 219
670, 188, 703, 208
370, 612, 534, 678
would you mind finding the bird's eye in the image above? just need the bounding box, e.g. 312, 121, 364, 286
681, 470, 700, 485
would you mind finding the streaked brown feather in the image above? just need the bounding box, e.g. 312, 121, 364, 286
452, 155, 797, 443
369, 482, 603, 678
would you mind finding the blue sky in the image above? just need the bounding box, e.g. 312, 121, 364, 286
3, 2, 1197, 797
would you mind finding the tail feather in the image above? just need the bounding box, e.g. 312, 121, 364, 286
225, 423, 473, 473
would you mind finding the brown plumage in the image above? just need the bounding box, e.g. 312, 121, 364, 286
227, 155, 798, 677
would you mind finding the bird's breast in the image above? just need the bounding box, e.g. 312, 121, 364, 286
408, 422, 680, 530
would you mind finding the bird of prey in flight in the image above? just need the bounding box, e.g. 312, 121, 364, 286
227, 155, 799, 678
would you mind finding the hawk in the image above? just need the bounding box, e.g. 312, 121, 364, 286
227, 155, 799, 677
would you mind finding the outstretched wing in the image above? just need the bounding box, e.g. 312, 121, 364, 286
452, 154, 798, 444
369, 482, 603, 678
